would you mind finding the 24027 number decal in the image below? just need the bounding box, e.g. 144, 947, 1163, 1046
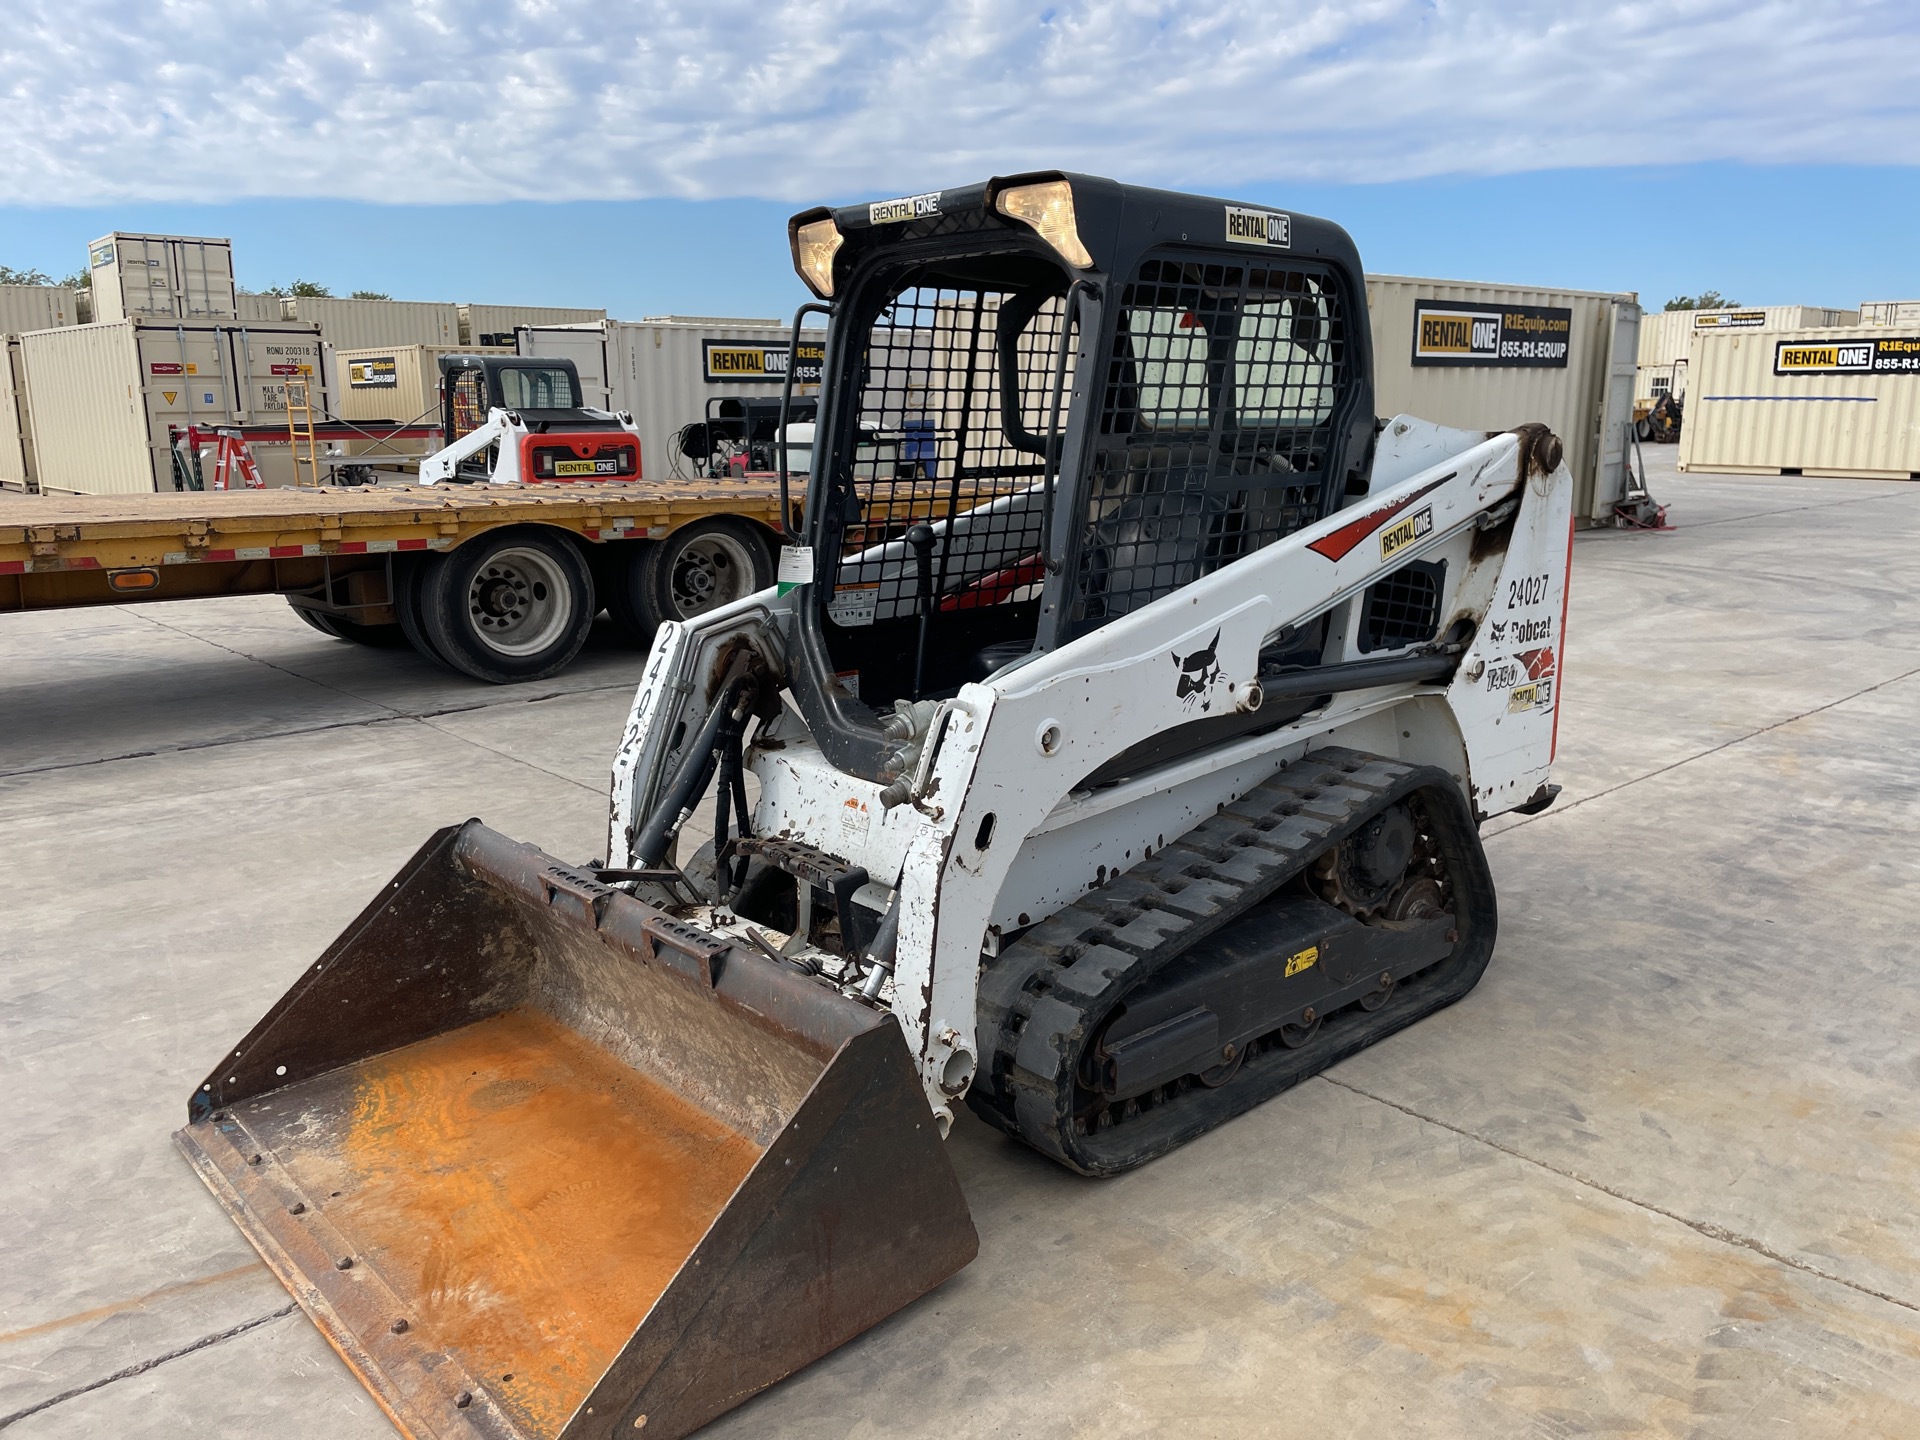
1507, 573, 1550, 609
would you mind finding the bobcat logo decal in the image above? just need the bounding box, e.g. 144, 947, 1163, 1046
1172, 630, 1223, 710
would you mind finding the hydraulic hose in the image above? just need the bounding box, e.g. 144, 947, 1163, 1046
631, 667, 758, 870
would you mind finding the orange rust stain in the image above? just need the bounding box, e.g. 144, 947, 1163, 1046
0, 1264, 262, 1345
315, 1009, 761, 1439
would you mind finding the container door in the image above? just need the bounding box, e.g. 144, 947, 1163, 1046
1591, 299, 1641, 520
168, 239, 238, 319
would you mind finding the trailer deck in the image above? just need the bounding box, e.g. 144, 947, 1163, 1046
0, 482, 787, 612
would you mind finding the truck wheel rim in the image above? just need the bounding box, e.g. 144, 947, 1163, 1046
465, 546, 573, 656
669, 532, 756, 619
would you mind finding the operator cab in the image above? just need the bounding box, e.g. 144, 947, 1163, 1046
439, 355, 623, 438
779, 172, 1376, 782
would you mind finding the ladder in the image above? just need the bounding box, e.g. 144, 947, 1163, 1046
285, 375, 320, 487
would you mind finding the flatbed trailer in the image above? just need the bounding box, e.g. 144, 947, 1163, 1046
0, 474, 1026, 682
0, 481, 797, 682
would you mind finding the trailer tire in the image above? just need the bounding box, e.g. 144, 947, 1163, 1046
420, 527, 596, 683
600, 540, 659, 645
288, 600, 409, 648
631, 519, 773, 634
394, 554, 457, 672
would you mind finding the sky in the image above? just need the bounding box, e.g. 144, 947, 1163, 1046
1, 1, 1916, 317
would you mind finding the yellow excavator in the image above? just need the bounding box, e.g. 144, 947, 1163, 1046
175, 171, 1572, 1438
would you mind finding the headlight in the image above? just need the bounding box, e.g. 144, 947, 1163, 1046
793, 218, 845, 298
994, 181, 1093, 269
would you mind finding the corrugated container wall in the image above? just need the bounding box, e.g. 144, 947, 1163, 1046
283, 297, 461, 349
462, 304, 605, 346
0, 337, 36, 489
236, 293, 287, 325
0, 284, 78, 334
514, 319, 823, 483
89, 233, 237, 322
20, 319, 328, 494
1679, 327, 1920, 480
1365, 275, 1641, 524
1860, 301, 1920, 327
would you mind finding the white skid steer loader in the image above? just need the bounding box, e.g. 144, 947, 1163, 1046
176, 173, 1572, 1439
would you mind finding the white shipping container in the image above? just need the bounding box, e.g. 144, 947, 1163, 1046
333, 344, 492, 425
236, 293, 287, 325
1636, 305, 1860, 370
20, 318, 329, 494
1860, 301, 1920, 327
283, 296, 461, 349
89, 233, 237, 322
0, 284, 79, 335
1366, 275, 1641, 524
462, 303, 605, 346
514, 319, 823, 482
0, 337, 36, 489
1679, 326, 1920, 480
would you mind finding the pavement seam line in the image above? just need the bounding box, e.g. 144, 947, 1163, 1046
0, 683, 635, 779
127, 608, 410, 718
1676, 488, 1920, 531
0, 1304, 298, 1431
1319, 1074, 1920, 1317
1490, 660, 1920, 837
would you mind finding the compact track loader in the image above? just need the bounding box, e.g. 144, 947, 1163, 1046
178, 173, 1572, 1438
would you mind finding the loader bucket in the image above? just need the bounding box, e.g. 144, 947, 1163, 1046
174, 821, 977, 1440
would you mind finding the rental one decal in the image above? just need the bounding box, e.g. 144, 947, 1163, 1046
1411, 299, 1572, 368
701, 339, 825, 386
1773, 336, 1920, 376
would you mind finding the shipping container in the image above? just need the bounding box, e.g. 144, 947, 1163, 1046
514, 319, 824, 482
460, 303, 605, 346
89, 233, 238, 322
0, 284, 79, 335
1679, 326, 1920, 481
0, 337, 36, 490
1860, 301, 1920, 328
1636, 305, 1860, 391
1366, 275, 1641, 525
236, 292, 288, 325
282, 296, 461, 349
19, 318, 328, 495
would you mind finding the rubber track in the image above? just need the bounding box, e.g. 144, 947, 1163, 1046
967, 746, 1497, 1175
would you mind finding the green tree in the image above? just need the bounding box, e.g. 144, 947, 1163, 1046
0, 264, 54, 286
259, 279, 334, 298
59, 269, 90, 289
1665, 290, 1740, 311
350, 289, 391, 300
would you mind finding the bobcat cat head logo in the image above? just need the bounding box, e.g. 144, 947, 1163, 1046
1172, 630, 1223, 710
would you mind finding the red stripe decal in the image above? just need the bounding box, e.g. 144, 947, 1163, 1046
268, 545, 303, 558
1307, 475, 1450, 561
204, 549, 237, 562
336, 541, 367, 553
69, 557, 101, 569
0, 560, 24, 575
396, 538, 429, 551
1550, 514, 1575, 763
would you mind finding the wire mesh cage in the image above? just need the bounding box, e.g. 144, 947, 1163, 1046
1068, 256, 1348, 636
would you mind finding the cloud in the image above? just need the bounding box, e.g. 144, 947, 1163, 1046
2, 0, 1916, 205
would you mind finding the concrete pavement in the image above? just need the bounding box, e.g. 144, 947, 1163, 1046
4, 451, 1918, 1438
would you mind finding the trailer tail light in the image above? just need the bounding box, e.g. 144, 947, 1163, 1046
108, 568, 160, 592
524, 437, 641, 482
793, 218, 844, 299
994, 180, 1094, 269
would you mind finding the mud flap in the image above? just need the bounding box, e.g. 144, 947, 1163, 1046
174, 821, 976, 1440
